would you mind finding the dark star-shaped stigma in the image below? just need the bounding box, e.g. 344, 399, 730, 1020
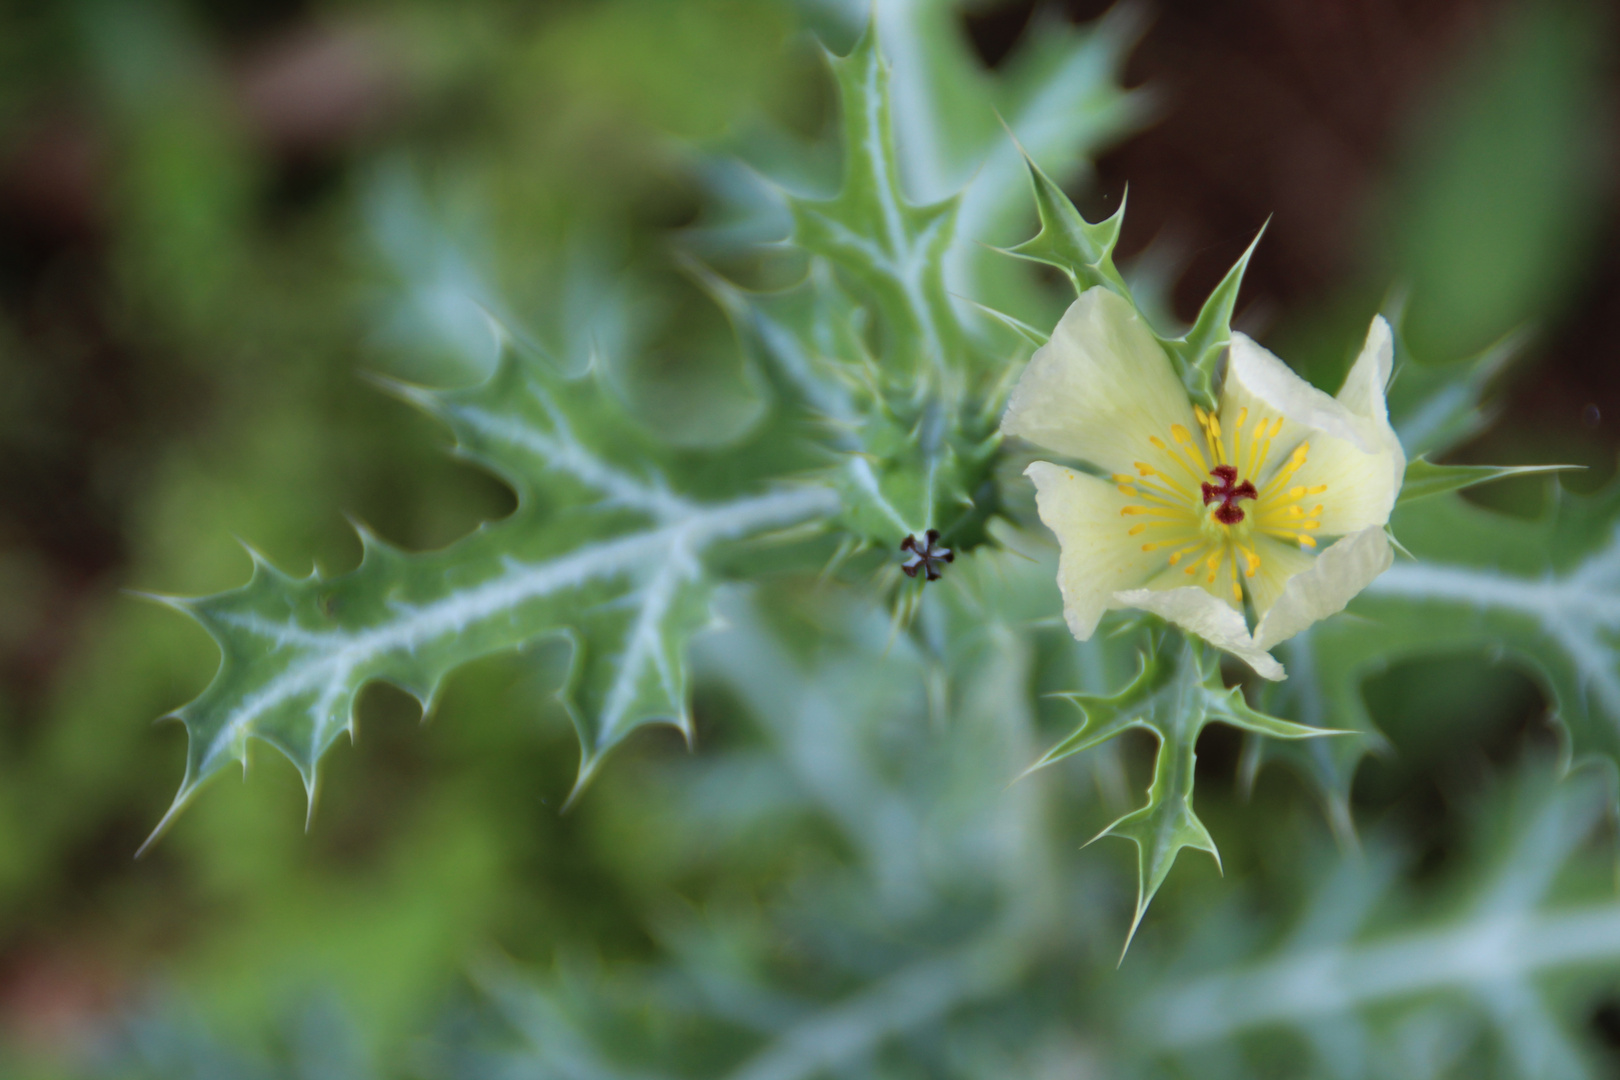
1201, 464, 1258, 525
900, 529, 954, 581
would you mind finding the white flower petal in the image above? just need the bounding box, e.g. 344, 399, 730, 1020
1113, 585, 1286, 681
1283, 319, 1404, 535
1218, 345, 1314, 482
1335, 315, 1396, 422
1026, 461, 1163, 641
1253, 526, 1393, 651
1225, 317, 1404, 536
1002, 289, 1195, 477
1228, 332, 1379, 455
1245, 535, 1315, 617
1287, 436, 1402, 536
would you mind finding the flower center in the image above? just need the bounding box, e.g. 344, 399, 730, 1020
1201, 464, 1257, 524
1112, 406, 1330, 607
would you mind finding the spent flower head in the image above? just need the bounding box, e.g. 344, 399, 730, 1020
1002, 288, 1405, 679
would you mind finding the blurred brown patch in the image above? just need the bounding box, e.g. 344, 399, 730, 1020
0, 943, 121, 1056
1067, 0, 1494, 320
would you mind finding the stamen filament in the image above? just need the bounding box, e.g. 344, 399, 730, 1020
1260, 442, 1310, 498
1170, 424, 1210, 473
1171, 541, 1206, 568
1238, 544, 1261, 578
1150, 436, 1207, 485
1246, 414, 1276, 481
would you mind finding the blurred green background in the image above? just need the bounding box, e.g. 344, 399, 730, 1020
0, 0, 1616, 1076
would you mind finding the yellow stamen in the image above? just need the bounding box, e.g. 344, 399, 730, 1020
1198, 406, 1226, 464
1167, 542, 1203, 566
1246, 414, 1273, 479
1118, 484, 1137, 495
1136, 482, 1186, 505
1239, 545, 1261, 577
1169, 424, 1210, 472
1128, 523, 1148, 536
1262, 442, 1310, 498
1132, 463, 1193, 502
1150, 436, 1204, 485
1297, 534, 1317, 549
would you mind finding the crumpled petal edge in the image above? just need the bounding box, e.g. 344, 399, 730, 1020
1253, 526, 1393, 651
1229, 332, 1379, 454
1112, 585, 1287, 681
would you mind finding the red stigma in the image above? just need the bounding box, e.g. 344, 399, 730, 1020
1201, 465, 1258, 525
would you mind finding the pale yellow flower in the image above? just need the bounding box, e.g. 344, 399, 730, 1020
1002, 288, 1404, 680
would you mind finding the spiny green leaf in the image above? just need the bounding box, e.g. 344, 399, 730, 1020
1004, 151, 1128, 296
1207, 684, 1351, 741
957, 296, 1049, 348
1167, 224, 1265, 408
1002, 153, 1262, 409
702, 257, 1003, 552
139, 331, 838, 850
734, 26, 1010, 557
788, 27, 964, 383
1101, 693, 1218, 961
1397, 457, 1578, 505
1034, 649, 1171, 769
1032, 635, 1343, 952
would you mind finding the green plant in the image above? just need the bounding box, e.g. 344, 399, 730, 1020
60, 1, 1614, 1075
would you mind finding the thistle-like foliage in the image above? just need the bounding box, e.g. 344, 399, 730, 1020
406, 584, 1620, 1080
1030, 635, 1340, 953
1004, 155, 1260, 410
1140, 766, 1619, 1079
757, 30, 1012, 557
140, 17, 1138, 839
440, 571, 1075, 1080
1259, 477, 1620, 833
140, 328, 839, 847
790, 33, 962, 383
